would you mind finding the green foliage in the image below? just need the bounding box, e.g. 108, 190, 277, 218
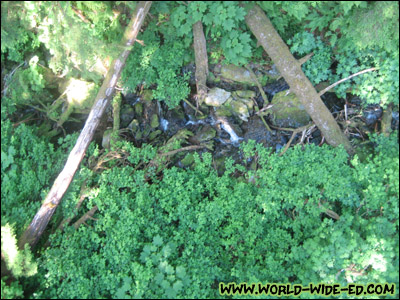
1, 278, 24, 299
121, 25, 190, 109
0, 119, 79, 298
1, 2, 40, 63
1, 224, 37, 278
288, 30, 399, 106
258, 1, 310, 41
288, 32, 332, 85
171, 1, 252, 65
2, 56, 51, 113
332, 1, 399, 54
21, 1, 123, 80
333, 48, 399, 107
1, 120, 76, 237
36, 136, 399, 298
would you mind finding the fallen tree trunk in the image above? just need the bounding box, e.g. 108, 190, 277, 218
193, 20, 208, 105
245, 4, 353, 153
18, 1, 152, 250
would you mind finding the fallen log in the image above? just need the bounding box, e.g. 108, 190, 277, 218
193, 20, 209, 105
245, 4, 353, 153
18, 1, 153, 250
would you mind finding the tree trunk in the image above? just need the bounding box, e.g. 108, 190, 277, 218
18, 1, 152, 250
193, 21, 208, 104
245, 4, 353, 153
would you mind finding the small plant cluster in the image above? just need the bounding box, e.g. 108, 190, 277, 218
26, 135, 398, 299
121, 22, 190, 109
332, 49, 399, 107
288, 32, 399, 107
288, 32, 332, 85
0, 119, 79, 299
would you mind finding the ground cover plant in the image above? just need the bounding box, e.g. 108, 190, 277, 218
1, 1, 399, 298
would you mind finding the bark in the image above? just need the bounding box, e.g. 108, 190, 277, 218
245, 4, 353, 153
192, 21, 208, 104
381, 103, 393, 137
18, 1, 152, 250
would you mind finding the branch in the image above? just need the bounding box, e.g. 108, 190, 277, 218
73, 206, 98, 229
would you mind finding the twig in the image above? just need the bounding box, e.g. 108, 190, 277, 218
73, 206, 98, 229
183, 98, 204, 115
245, 65, 268, 105
318, 67, 377, 96
159, 145, 206, 157
72, 6, 89, 23
245, 65, 271, 131
252, 99, 271, 131
2, 61, 26, 97
298, 52, 314, 65
271, 123, 314, 156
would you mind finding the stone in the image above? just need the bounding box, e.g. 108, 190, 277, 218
191, 125, 216, 143
120, 105, 135, 128
220, 64, 267, 86
267, 90, 311, 128
149, 130, 161, 141
134, 102, 143, 115
228, 97, 250, 122
142, 89, 153, 102
204, 87, 231, 107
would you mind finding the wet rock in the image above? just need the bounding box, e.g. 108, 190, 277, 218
220, 64, 267, 86
205, 87, 231, 107
262, 78, 290, 102
242, 117, 278, 147
321, 92, 345, 113
120, 105, 135, 128
149, 130, 161, 141
123, 93, 140, 106
214, 105, 233, 118
266, 90, 310, 128
128, 119, 139, 132
363, 105, 382, 126
233, 90, 256, 98
134, 102, 143, 115
164, 106, 187, 137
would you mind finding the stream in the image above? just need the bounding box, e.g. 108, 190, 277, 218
75, 63, 399, 172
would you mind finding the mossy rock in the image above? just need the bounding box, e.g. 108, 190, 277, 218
142, 90, 153, 102
150, 114, 159, 129
268, 91, 311, 128
181, 153, 195, 167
